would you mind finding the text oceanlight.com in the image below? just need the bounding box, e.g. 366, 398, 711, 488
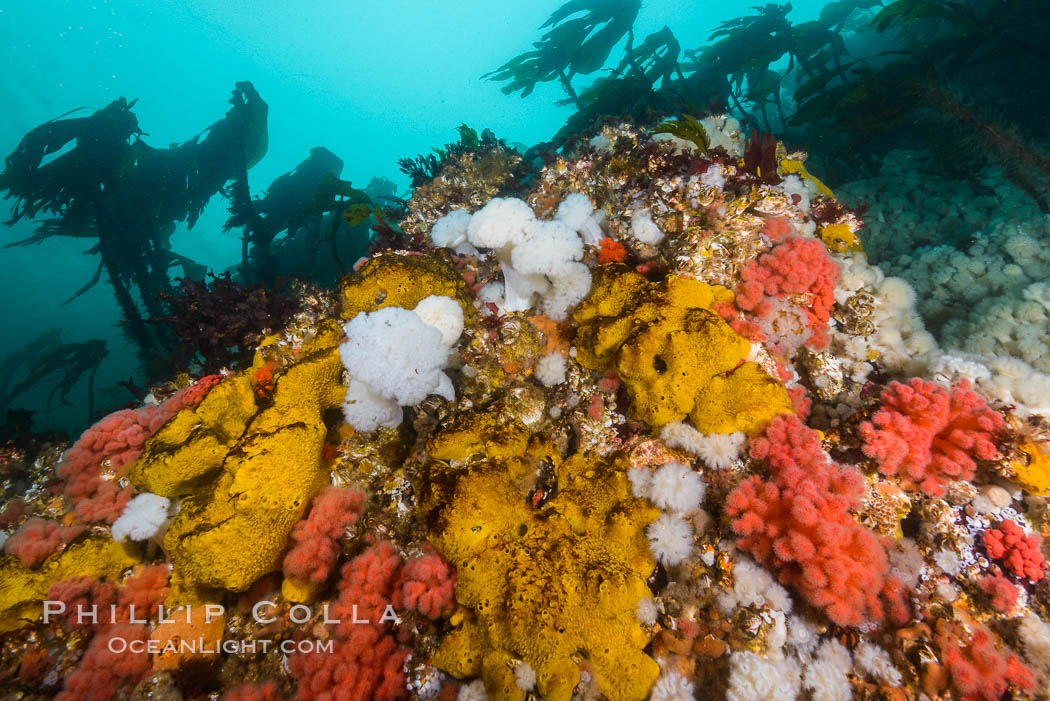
109, 637, 335, 655
41, 600, 402, 654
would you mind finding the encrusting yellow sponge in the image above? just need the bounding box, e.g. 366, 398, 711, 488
422, 417, 661, 701
134, 322, 346, 598
574, 267, 793, 435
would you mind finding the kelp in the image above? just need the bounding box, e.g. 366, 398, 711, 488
224, 146, 369, 284
1, 339, 108, 421
651, 115, 710, 154
489, 0, 1050, 211
0, 329, 63, 403
0, 82, 270, 368
398, 124, 507, 187
790, 0, 1050, 209
482, 0, 641, 107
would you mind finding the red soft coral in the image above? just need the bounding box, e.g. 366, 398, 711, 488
59, 407, 140, 522
290, 541, 410, 701
786, 385, 812, 420
762, 216, 794, 241
734, 236, 839, 351
597, 237, 628, 264
57, 377, 220, 523
860, 379, 1003, 496
49, 564, 171, 701
0, 497, 27, 528
46, 566, 168, 633
394, 545, 456, 619
222, 681, 286, 701
983, 520, 1045, 582
46, 576, 118, 630
283, 487, 368, 584
159, 374, 223, 414
117, 564, 171, 621
979, 573, 1019, 612
937, 622, 1035, 701
55, 623, 150, 701
4, 517, 85, 567
726, 415, 907, 627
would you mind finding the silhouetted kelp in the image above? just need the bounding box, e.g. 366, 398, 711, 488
0, 82, 269, 369
0, 81, 378, 406
224, 146, 373, 285
483, 0, 642, 108
1, 338, 108, 421
489, 0, 1050, 209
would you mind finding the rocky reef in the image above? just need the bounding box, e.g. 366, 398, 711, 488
1, 118, 1049, 701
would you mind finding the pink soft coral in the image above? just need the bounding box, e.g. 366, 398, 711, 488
762, 216, 794, 241
734, 236, 839, 351
983, 520, 1045, 582
222, 682, 286, 701
726, 415, 907, 627
290, 541, 410, 701
57, 376, 221, 523
283, 487, 368, 584
979, 573, 1019, 612
0, 497, 27, 528
937, 622, 1035, 701
46, 576, 118, 630
394, 545, 456, 619
51, 565, 171, 701
117, 564, 172, 621
4, 517, 85, 567
162, 374, 222, 413
860, 378, 1003, 496
55, 623, 151, 701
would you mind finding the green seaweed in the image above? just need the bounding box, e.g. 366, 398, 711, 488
651, 115, 710, 154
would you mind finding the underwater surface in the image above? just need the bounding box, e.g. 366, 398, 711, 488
1, 1, 1050, 699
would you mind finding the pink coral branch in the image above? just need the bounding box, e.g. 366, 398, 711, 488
983, 520, 1045, 582
734, 235, 840, 352
117, 564, 172, 622
290, 541, 413, 701
283, 487, 368, 584
727, 415, 907, 627
4, 517, 85, 567
56, 376, 221, 524
46, 576, 118, 631
394, 545, 456, 619
222, 682, 286, 701
51, 564, 171, 700
55, 623, 150, 701
938, 622, 1035, 701
979, 573, 1019, 612
860, 379, 1004, 496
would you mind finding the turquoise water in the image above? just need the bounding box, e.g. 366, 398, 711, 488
3, 5, 1050, 699
0, 1, 821, 430
0, 0, 1034, 432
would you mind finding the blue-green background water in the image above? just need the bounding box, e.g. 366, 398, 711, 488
0, 0, 969, 431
